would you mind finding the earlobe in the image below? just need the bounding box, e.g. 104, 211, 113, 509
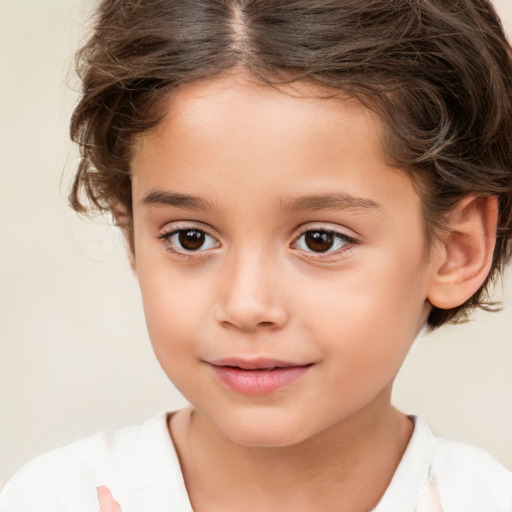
426, 195, 498, 310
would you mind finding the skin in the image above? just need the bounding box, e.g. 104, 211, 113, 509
127, 75, 477, 511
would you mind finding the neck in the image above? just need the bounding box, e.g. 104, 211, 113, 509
170, 390, 413, 512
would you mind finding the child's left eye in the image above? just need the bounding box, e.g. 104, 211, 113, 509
292, 229, 355, 255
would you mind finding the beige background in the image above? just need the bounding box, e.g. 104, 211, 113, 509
1, 0, 511, 488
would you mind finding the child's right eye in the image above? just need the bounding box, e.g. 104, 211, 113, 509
158, 227, 220, 256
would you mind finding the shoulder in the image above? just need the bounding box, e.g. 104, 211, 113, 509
431, 432, 512, 511
379, 416, 512, 512
0, 413, 183, 512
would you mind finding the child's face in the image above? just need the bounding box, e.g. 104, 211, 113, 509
131, 76, 436, 447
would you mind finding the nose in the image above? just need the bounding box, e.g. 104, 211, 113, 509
214, 251, 289, 332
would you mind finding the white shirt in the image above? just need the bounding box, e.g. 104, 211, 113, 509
1, 413, 511, 511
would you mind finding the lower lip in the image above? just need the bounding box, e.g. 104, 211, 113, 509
210, 365, 311, 395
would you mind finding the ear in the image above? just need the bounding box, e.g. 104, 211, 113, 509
427, 195, 498, 310
111, 202, 137, 274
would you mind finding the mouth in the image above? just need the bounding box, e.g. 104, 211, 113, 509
209, 357, 311, 370
206, 358, 314, 395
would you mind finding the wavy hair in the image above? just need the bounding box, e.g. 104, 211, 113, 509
70, 0, 512, 328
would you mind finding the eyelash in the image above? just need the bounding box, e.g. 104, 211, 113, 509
292, 228, 357, 261
157, 226, 219, 261
157, 225, 358, 261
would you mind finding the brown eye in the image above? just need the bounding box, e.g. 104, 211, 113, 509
304, 231, 335, 252
178, 229, 206, 251
293, 229, 354, 256
159, 226, 219, 256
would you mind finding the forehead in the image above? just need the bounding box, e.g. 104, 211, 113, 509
137, 76, 384, 157
131, 75, 416, 219
134, 76, 387, 173
158, 76, 371, 130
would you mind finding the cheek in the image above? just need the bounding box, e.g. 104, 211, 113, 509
139, 283, 203, 391
135, 250, 208, 357
298, 246, 429, 362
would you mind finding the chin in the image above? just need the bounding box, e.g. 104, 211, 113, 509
210, 410, 315, 449
224, 428, 307, 449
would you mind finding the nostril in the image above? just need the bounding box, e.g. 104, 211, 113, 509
218, 319, 276, 331
214, 297, 289, 331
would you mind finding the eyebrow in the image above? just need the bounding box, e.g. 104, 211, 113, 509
142, 188, 382, 214
142, 189, 216, 211
278, 193, 382, 213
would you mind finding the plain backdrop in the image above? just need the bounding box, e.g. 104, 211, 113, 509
1, 0, 512, 488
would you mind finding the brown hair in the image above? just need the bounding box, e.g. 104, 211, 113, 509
70, 0, 512, 328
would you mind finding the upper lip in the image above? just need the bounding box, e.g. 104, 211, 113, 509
207, 358, 312, 370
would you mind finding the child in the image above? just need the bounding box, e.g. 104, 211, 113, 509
1, 0, 512, 510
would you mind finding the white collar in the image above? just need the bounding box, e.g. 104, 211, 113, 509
372, 416, 435, 512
